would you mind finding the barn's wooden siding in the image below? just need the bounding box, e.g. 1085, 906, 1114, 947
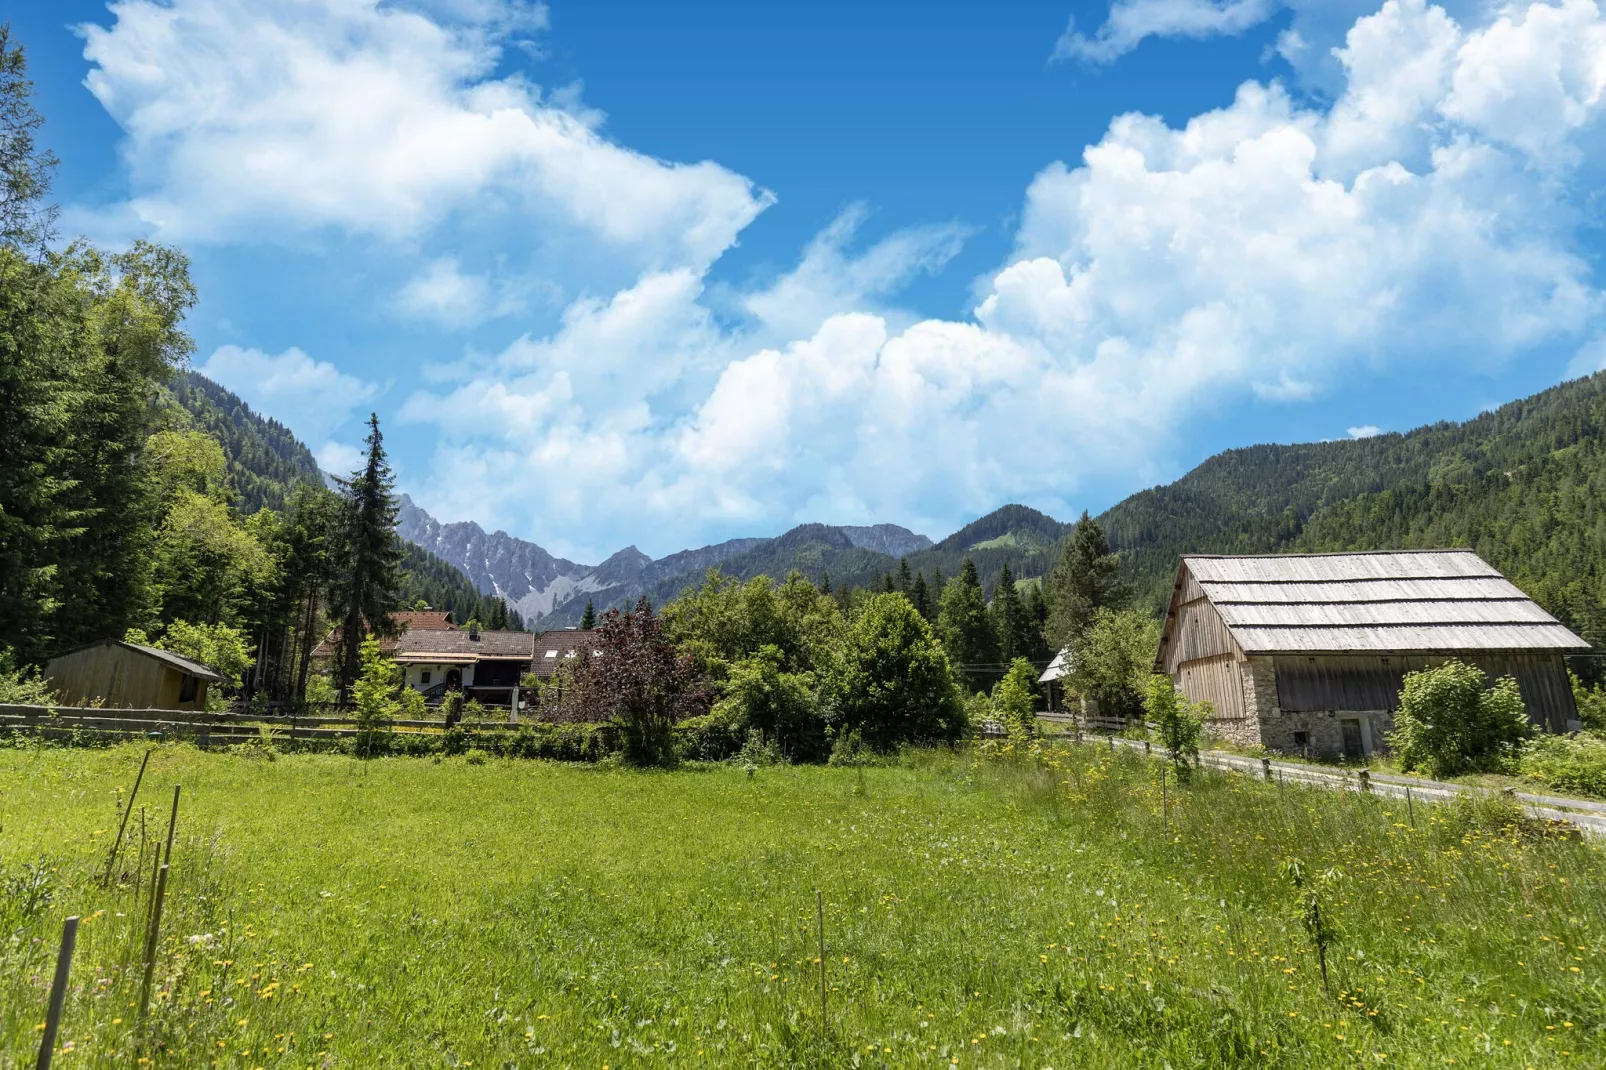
1163, 594, 1241, 675
1273, 652, 1577, 732
1175, 653, 1245, 719
45, 644, 207, 711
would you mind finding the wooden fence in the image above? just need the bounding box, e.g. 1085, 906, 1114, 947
0, 703, 526, 748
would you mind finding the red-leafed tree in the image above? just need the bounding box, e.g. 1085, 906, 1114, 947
562, 597, 708, 765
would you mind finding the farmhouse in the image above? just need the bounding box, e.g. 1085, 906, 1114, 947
44, 639, 226, 711
1154, 550, 1591, 759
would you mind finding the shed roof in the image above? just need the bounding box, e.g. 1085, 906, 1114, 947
1162, 550, 1590, 662
49, 639, 228, 683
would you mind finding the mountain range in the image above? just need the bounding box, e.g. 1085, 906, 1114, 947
175, 366, 1606, 648
395, 494, 935, 627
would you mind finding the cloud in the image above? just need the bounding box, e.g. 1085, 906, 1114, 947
77, 0, 771, 270
405, 0, 1606, 558
316, 440, 367, 478
740, 204, 970, 342
394, 256, 538, 328
1347, 425, 1383, 438
1054, 0, 1283, 64
198, 345, 379, 441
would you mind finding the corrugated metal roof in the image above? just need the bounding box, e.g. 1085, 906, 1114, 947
1169, 550, 1591, 656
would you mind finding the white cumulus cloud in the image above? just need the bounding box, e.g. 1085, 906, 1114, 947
198, 345, 379, 442
1054, 0, 1284, 64
77, 0, 771, 270
1347, 425, 1384, 438
409, 0, 1606, 556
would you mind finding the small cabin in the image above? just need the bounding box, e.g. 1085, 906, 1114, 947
1154, 550, 1591, 759
45, 639, 226, 711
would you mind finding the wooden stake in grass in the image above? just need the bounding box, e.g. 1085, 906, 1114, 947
139, 864, 170, 1019
161, 784, 181, 867
1406, 786, 1415, 828
103, 748, 152, 886
36, 915, 79, 1070
815, 890, 828, 1032
1161, 766, 1168, 834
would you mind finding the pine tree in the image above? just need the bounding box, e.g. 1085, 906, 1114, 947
333, 414, 405, 701
882, 572, 896, 594
819, 572, 832, 596
991, 562, 1037, 665
1043, 511, 1129, 650
580, 599, 597, 630
896, 558, 913, 594
488, 597, 509, 630
911, 571, 931, 621
938, 558, 1000, 694
0, 27, 59, 252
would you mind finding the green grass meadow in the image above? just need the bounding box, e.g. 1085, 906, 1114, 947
2, 742, 1603, 1068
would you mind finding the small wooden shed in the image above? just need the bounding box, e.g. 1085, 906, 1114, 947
1154, 550, 1591, 759
45, 639, 226, 711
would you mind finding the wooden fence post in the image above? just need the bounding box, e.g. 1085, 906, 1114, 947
103, 748, 152, 886
816, 890, 828, 1032
36, 915, 79, 1070
161, 785, 181, 867
139, 865, 170, 1018
1261, 757, 1272, 782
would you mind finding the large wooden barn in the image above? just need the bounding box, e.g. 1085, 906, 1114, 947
44, 639, 226, 711
1153, 550, 1591, 759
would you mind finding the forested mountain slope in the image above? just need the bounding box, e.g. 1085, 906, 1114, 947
168, 371, 505, 625
1100, 371, 1606, 645
161, 371, 323, 514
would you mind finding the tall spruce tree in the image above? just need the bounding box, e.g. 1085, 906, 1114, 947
991, 562, 1037, 665
911, 571, 931, 621
895, 558, 913, 594
938, 558, 1000, 693
0, 26, 58, 252
1043, 511, 1129, 650
334, 414, 405, 700
580, 599, 597, 630
488, 597, 509, 630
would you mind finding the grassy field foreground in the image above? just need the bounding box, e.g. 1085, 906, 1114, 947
1, 743, 1603, 1068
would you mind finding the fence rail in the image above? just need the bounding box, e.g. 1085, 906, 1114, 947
0, 703, 527, 746
1066, 730, 1606, 837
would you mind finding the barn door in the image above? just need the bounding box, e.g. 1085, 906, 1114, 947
1340, 719, 1365, 762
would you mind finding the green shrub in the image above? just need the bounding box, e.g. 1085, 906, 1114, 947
1519, 733, 1606, 798
832, 594, 965, 751
827, 728, 874, 767
1388, 659, 1530, 779
991, 658, 1038, 741
1146, 674, 1206, 782
441, 724, 469, 756
713, 645, 824, 760
676, 709, 745, 762
464, 747, 489, 766
1573, 672, 1606, 732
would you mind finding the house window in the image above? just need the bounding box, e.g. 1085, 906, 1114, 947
544, 650, 558, 658
1292, 730, 1309, 750
179, 674, 198, 703
421, 670, 432, 685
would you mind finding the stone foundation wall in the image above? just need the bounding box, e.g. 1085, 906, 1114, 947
1240, 657, 1279, 720
1204, 714, 1263, 749
1259, 709, 1397, 758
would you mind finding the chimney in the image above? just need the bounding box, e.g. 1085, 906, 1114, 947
469, 620, 480, 640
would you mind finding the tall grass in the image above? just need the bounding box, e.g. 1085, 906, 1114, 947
1, 739, 1601, 1067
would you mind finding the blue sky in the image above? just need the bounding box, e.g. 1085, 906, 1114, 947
14, 0, 1606, 561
